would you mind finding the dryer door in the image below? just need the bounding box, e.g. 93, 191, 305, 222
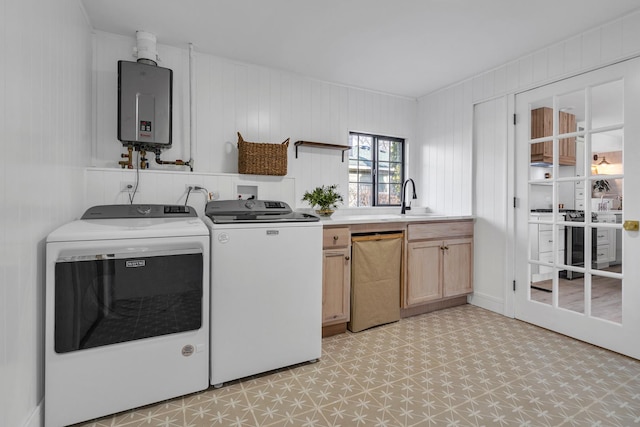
54, 247, 203, 353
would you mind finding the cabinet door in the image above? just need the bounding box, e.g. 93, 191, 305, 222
530, 107, 576, 165
322, 248, 351, 325
443, 238, 473, 298
558, 111, 576, 165
406, 240, 442, 307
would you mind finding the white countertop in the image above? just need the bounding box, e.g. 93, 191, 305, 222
318, 213, 475, 226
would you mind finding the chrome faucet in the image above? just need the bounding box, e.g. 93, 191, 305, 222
400, 178, 417, 214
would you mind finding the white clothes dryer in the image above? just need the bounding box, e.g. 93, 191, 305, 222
45, 204, 210, 427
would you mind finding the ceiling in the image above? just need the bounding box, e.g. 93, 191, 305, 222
81, 0, 640, 98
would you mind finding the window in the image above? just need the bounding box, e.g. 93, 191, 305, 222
348, 132, 405, 207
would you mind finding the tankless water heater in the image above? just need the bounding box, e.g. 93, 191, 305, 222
118, 60, 173, 148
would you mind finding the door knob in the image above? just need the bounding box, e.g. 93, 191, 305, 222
623, 220, 639, 231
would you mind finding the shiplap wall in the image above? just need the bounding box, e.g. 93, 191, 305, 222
417, 9, 640, 314
89, 32, 417, 210
415, 83, 473, 215
469, 97, 509, 313
0, 1, 92, 426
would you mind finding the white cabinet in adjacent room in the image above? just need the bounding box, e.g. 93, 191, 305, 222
595, 213, 616, 269
530, 213, 565, 283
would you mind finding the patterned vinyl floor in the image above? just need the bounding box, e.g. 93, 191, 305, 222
75, 305, 640, 427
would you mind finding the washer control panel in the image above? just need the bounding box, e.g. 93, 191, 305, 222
205, 200, 291, 216
82, 204, 196, 219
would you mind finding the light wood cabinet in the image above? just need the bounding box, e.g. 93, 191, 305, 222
442, 238, 473, 297
322, 228, 351, 333
406, 240, 441, 305
530, 107, 576, 165
405, 221, 473, 308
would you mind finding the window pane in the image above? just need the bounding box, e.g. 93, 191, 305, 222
389, 140, 403, 162
591, 130, 623, 178
378, 161, 390, 183
389, 162, 402, 184
558, 89, 583, 138
349, 181, 374, 207
592, 80, 623, 129
350, 135, 372, 161
378, 140, 390, 162
389, 183, 401, 205
378, 183, 390, 205
348, 132, 404, 207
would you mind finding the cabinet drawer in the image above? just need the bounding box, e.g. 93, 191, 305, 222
538, 228, 565, 252
595, 245, 609, 262
538, 230, 553, 253
597, 215, 615, 224
538, 251, 554, 274
323, 227, 350, 248
539, 223, 553, 232
408, 221, 473, 241
595, 230, 610, 244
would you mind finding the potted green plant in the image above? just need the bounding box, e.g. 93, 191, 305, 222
302, 184, 344, 217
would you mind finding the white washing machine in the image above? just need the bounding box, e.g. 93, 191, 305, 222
45, 205, 210, 427
203, 200, 322, 387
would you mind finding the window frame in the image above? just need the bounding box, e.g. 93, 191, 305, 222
348, 132, 405, 208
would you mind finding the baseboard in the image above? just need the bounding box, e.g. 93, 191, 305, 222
467, 291, 505, 316
400, 296, 468, 318
322, 323, 347, 338
23, 400, 42, 427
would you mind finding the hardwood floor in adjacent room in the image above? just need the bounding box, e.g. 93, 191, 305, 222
531, 265, 622, 323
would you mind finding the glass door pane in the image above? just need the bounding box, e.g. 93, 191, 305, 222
515, 58, 640, 359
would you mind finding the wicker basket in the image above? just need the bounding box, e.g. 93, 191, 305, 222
237, 132, 289, 176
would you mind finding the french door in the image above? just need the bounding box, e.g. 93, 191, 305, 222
514, 58, 640, 359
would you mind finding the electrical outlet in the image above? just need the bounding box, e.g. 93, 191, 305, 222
120, 181, 137, 193
185, 184, 203, 192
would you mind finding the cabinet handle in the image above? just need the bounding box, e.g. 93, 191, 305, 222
441, 246, 449, 251
333, 235, 339, 241
345, 256, 350, 260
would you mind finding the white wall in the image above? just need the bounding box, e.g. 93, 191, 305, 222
89, 32, 417, 210
417, 9, 640, 315
415, 83, 473, 215
470, 97, 508, 314
0, 1, 93, 426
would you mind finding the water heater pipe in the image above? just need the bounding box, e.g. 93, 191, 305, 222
119, 145, 134, 169
154, 149, 193, 170
189, 43, 196, 170
135, 31, 158, 65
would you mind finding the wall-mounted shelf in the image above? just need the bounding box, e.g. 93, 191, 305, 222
294, 141, 351, 162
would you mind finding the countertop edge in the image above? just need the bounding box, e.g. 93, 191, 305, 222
319, 215, 476, 226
